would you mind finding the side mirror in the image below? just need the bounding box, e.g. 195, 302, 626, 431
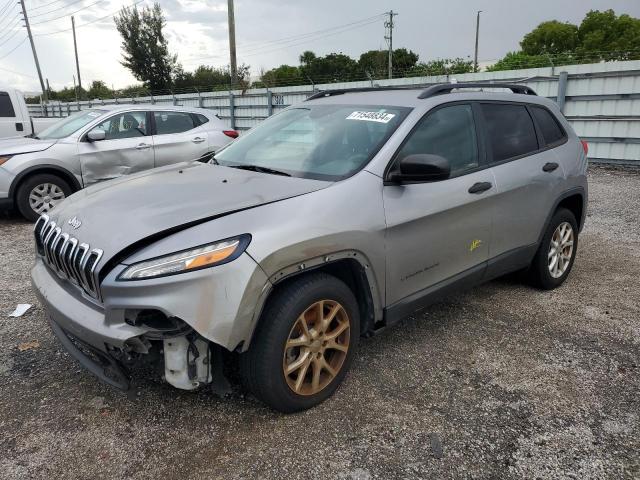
87, 129, 106, 142
388, 154, 451, 183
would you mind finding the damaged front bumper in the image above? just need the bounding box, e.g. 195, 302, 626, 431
31, 253, 270, 390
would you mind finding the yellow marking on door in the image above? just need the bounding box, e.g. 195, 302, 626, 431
469, 239, 483, 252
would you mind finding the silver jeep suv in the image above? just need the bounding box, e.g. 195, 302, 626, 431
31, 84, 588, 412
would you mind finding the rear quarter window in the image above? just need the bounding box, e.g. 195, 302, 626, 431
530, 106, 566, 146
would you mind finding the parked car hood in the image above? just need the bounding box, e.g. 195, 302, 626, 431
0, 137, 56, 155
48, 162, 330, 265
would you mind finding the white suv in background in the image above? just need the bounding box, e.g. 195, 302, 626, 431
0, 105, 238, 220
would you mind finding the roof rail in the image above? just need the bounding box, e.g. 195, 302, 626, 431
305, 86, 421, 101
417, 83, 537, 99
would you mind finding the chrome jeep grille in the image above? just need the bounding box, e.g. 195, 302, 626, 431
34, 214, 104, 301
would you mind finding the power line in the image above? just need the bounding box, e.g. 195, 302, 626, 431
182, 14, 386, 63
0, 0, 15, 17
0, 16, 21, 40
182, 16, 384, 66
0, 63, 37, 79
30, 0, 104, 25
0, 26, 22, 48
0, 12, 20, 31
29, 0, 68, 11
233, 13, 386, 52
30, 0, 97, 19
34, 0, 145, 35
0, 35, 27, 61
243, 19, 383, 57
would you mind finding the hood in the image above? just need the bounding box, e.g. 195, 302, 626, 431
47, 162, 329, 266
0, 137, 56, 155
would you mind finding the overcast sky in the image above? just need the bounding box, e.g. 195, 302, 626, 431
1, 0, 639, 93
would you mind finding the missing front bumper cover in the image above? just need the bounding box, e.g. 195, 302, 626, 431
48, 316, 131, 391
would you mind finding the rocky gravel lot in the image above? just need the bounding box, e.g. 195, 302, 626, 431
0, 166, 638, 479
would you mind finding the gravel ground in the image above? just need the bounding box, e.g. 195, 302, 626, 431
0, 166, 638, 480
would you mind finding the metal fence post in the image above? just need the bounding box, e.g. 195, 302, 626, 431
229, 92, 235, 129
196, 88, 203, 108
557, 71, 568, 113
267, 90, 273, 117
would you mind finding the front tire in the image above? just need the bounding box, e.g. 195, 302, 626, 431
240, 273, 360, 413
529, 208, 578, 290
16, 173, 72, 222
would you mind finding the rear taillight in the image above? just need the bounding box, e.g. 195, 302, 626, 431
223, 130, 239, 139
581, 140, 589, 155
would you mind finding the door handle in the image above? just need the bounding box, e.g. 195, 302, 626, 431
136, 143, 151, 150
192, 137, 205, 144
543, 162, 559, 172
468, 182, 492, 194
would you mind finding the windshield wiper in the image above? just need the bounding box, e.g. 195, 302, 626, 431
228, 164, 291, 177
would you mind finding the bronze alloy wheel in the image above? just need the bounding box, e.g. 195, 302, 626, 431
283, 299, 351, 396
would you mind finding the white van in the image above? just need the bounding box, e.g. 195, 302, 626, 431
0, 87, 58, 139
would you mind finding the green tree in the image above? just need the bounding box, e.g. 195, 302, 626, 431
578, 9, 640, 60
87, 80, 113, 99
357, 50, 387, 76
115, 2, 177, 91
486, 51, 555, 71
300, 52, 360, 83
299, 50, 317, 68
520, 20, 579, 55
358, 48, 419, 78
260, 64, 302, 87
490, 9, 640, 71
408, 58, 473, 76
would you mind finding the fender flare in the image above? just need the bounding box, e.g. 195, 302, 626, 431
239, 249, 384, 352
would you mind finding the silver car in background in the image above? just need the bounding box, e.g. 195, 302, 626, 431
0, 105, 238, 220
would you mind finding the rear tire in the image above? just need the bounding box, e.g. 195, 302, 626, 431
15, 173, 72, 222
529, 208, 578, 290
240, 273, 360, 413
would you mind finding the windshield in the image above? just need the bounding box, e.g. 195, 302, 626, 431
214, 104, 411, 181
37, 109, 106, 140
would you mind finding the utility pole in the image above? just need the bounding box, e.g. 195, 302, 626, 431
71, 16, 82, 93
19, 0, 47, 102
384, 10, 397, 79
227, 0, 238, 87
474, 10, 482, 73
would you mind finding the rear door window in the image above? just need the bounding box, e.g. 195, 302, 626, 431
481, 103, 538, 162
0, 92, 16, 117
530, 106, 566, 146
154, 111, 197, 135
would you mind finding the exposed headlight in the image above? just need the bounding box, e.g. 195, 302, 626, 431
118, 235, 251, 281
0, 155, 13, 166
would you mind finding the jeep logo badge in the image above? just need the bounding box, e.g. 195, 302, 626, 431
68, 216, 82, 229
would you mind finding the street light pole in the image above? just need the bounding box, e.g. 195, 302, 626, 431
474, 10, 482, 73
227, 0, 238, 87
71, 16, 82, 94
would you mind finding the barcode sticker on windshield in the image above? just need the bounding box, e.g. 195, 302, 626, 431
346, 111, 396, 123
